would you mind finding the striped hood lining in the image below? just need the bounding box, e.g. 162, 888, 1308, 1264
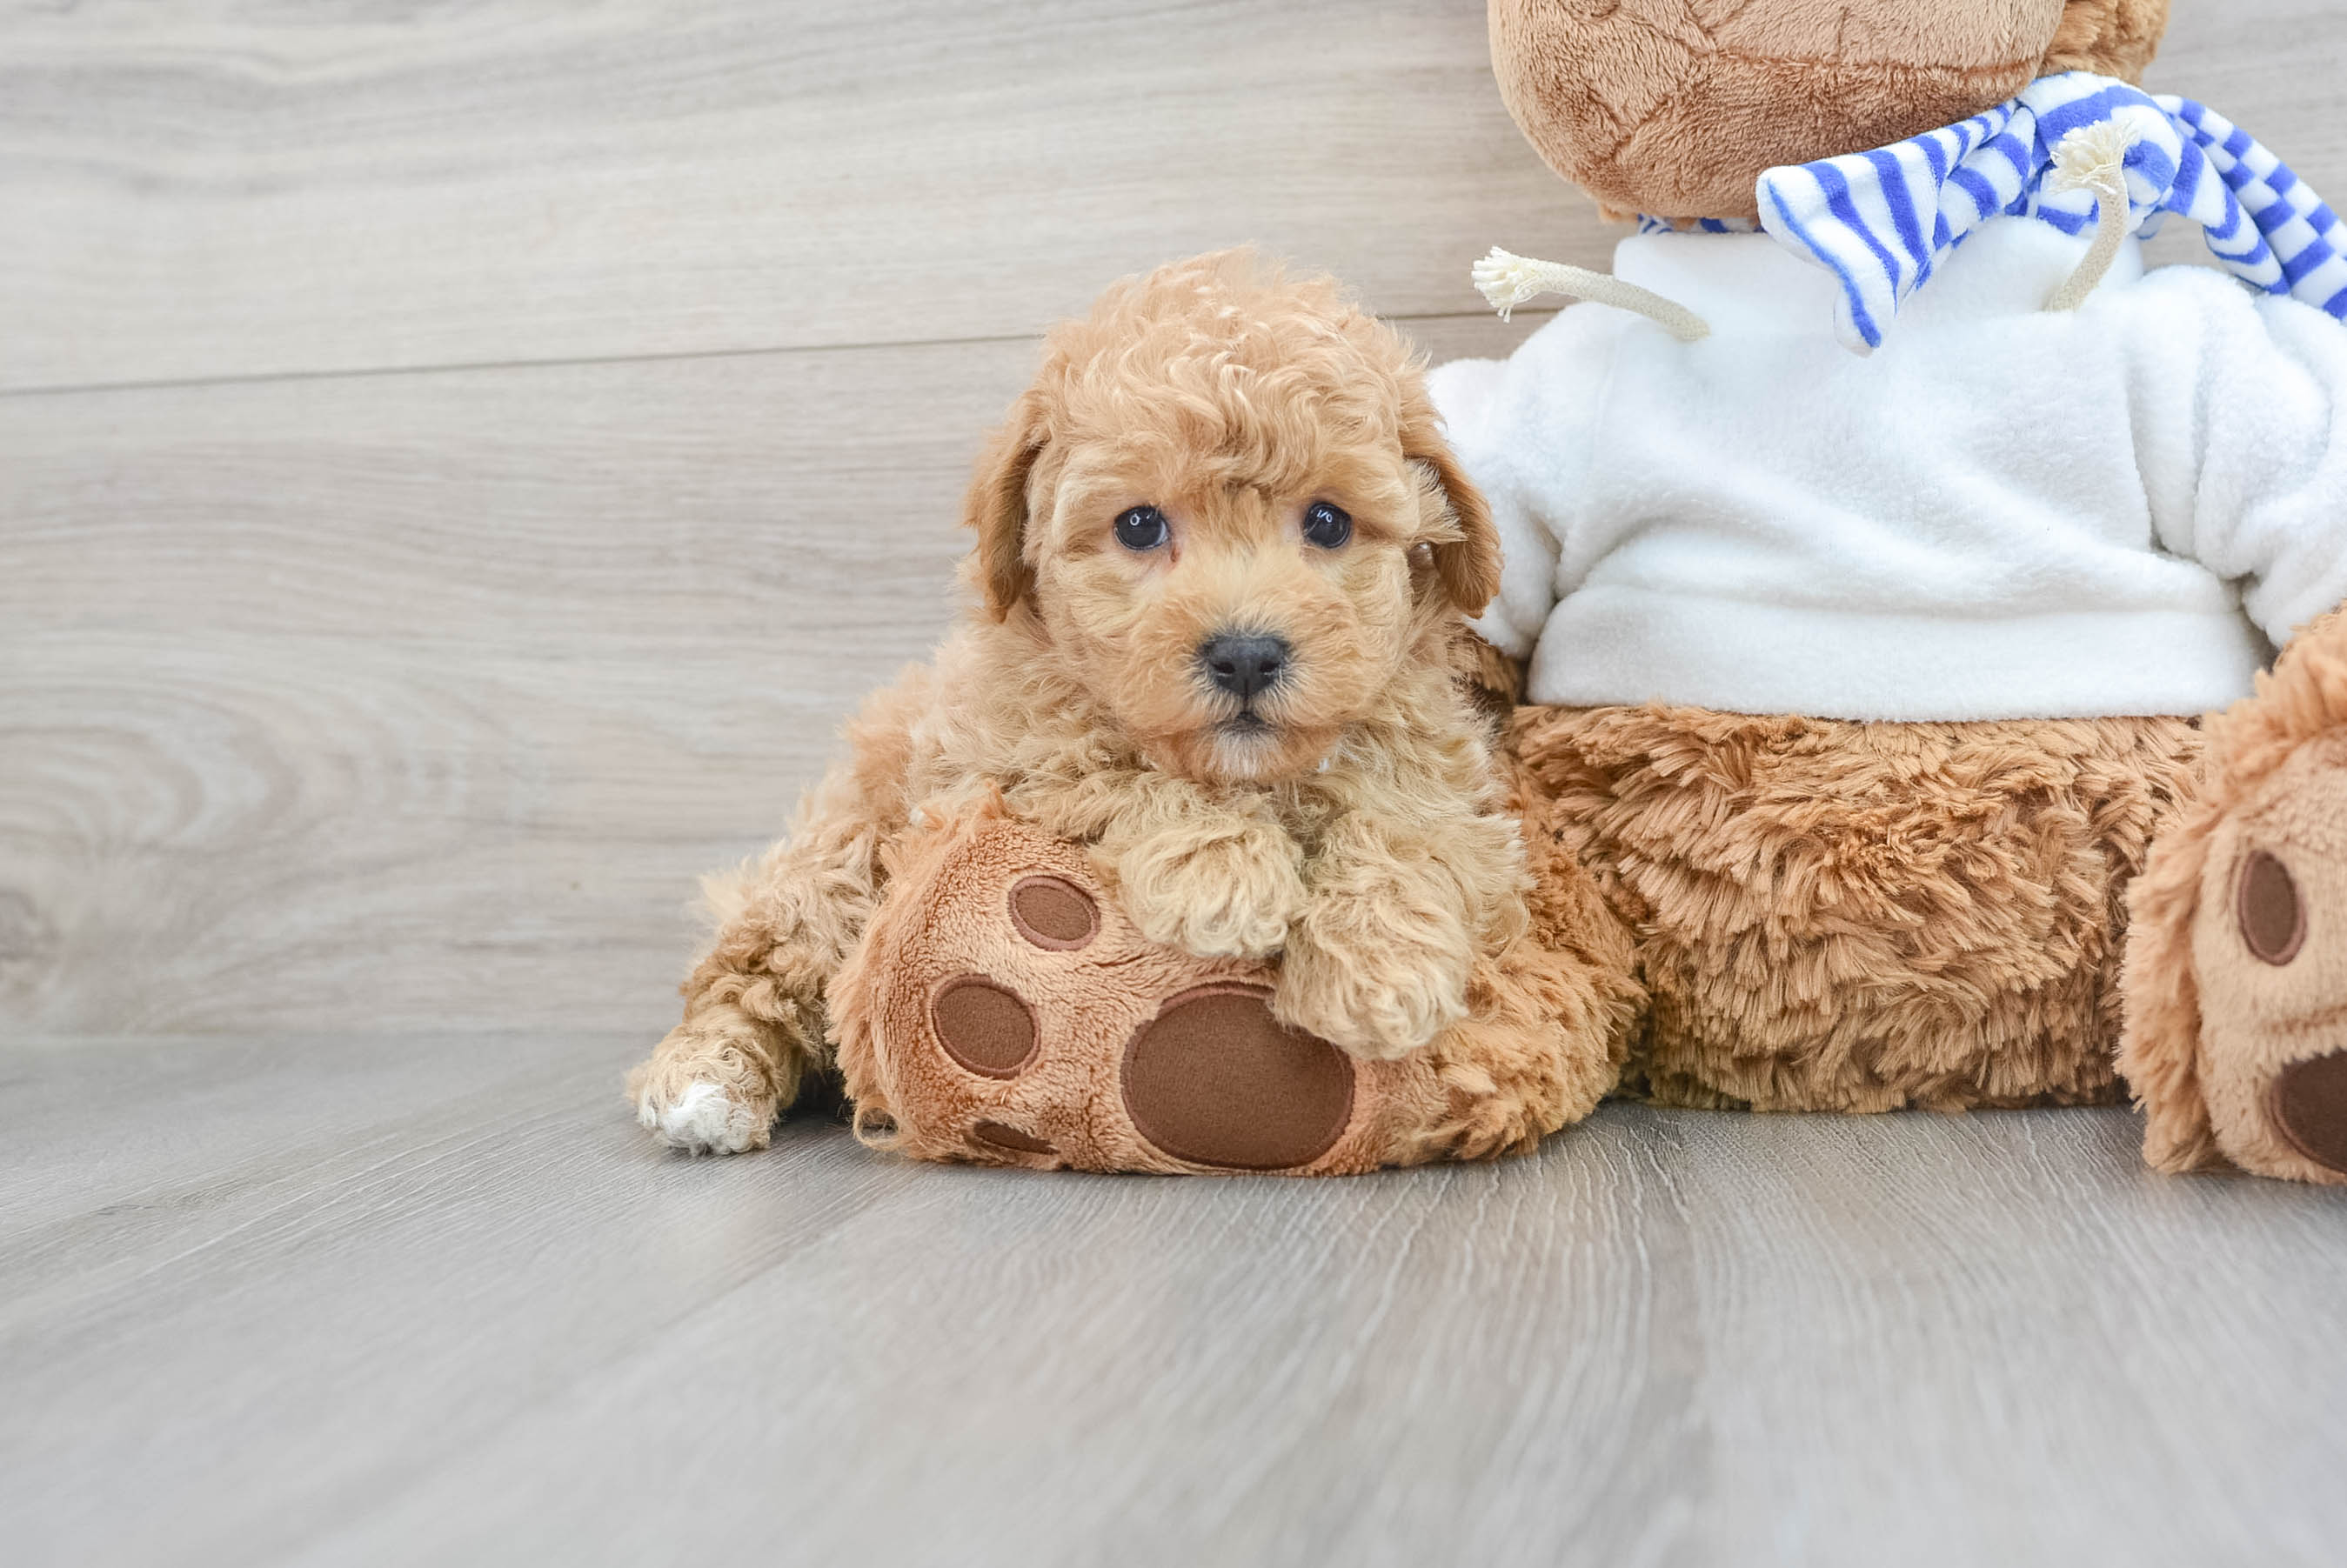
1638, 72, 2347, 354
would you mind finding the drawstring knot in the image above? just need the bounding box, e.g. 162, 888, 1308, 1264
2044, 119, 2143, 312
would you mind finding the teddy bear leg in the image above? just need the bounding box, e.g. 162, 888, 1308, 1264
1509, 703, 2201, 1113
2122, 616, 2347, 1183
1401, 817, 1644, 1162
829, 807, 1636, 1174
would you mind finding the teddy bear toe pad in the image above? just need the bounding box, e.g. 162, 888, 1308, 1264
1007, 874, 1098, 950
2237, 851, 2308, 965
1120, 984, 1354, 1170
929, 977, 1039, 1077
2269, 1053, 2347, 1174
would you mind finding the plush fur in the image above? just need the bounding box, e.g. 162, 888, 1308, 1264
2122, 611, 2347, 1182
629, 250, 1638, 1161
2042, 0, 2170, 80
1487, 0, 2167, 222
1514, 704, 2202, 1111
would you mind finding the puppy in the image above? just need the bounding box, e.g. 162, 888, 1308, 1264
631, 250, 1532, 1154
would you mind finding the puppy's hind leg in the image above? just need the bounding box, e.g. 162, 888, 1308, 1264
629, 670, 926, 1154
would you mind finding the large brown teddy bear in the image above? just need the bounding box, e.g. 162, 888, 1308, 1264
1436, 0, 2347, 1180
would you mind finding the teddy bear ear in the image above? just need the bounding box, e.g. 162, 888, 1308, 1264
961, 391, 1048, 621
2043, 0, 2170, 83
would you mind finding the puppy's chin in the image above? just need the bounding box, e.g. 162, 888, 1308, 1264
1144, 715, 1343, 784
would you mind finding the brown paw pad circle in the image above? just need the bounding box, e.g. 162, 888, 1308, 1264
1009, 874, 1099, 950
930, 977, 1038, 1078
2238, 850, 2308, 965
1120, 984, 1354, 1171
2270, 1051, 2347, 1175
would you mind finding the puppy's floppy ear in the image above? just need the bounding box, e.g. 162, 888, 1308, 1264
1403, 395, 1502, 616
963, 391, 1048, 621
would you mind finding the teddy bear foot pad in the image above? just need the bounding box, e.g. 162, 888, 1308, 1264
2239, 840, 2347, 1176
830, 811, 1592, 1175
2128, 646, 2347, 1184
939, 977, 1356, 1170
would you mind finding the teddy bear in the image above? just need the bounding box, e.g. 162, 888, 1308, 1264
1428, 0, 2347, 1181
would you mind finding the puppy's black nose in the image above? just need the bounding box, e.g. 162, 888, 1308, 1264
1199, 633, 1290, 700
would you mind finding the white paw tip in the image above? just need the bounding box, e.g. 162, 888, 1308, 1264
642, 1080, 760, 1155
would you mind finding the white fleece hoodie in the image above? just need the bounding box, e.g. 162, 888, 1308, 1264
1429, 219, 2347, 721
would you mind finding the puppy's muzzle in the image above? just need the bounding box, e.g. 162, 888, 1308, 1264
1198, 632, 1290, 702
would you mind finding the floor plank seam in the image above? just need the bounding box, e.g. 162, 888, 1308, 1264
0, 312, 1559, 402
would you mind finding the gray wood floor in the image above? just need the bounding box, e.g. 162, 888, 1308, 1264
8, 1032, 2347, 1567
6, 3, 2347, 1564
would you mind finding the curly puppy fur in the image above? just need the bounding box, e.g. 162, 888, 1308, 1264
632, 250, 1577, 1154
1487, 0, 2167, 222
2122, 611, 2347, 1180
1513, 704, 2203, 1112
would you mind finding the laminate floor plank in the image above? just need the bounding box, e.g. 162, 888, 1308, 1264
0, 1032, 924, 1568
0, 1032, 590, 1242
3, 1035, 2342, 1568
314, 1106, 2347, 1568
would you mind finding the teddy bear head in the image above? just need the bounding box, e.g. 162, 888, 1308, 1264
1490, 0, 2170, 223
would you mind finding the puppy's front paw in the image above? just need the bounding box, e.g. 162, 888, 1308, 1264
1104, 819, 1306, 961
638, 1080, 767, 1154
1275, 899, 1472, 1061
628, 1040, 776, 1156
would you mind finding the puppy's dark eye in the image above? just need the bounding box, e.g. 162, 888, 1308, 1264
1302, 501, 1353, 550
1114, 505, 1169, 551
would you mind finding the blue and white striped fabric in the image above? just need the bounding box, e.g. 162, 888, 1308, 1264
1728, 71, 2347, 353
1635, 216, 1760, 236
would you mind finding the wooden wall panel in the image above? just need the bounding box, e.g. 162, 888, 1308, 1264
3, 0, 2342, 1038
0, 0, 1588, 390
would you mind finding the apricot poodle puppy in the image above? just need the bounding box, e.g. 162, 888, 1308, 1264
629, 250, 1544, 1154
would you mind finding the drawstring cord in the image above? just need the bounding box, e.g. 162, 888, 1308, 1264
1471, 247, 1712, 342
2044, 120, 2142, 312
1481, 119, 2136, 340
